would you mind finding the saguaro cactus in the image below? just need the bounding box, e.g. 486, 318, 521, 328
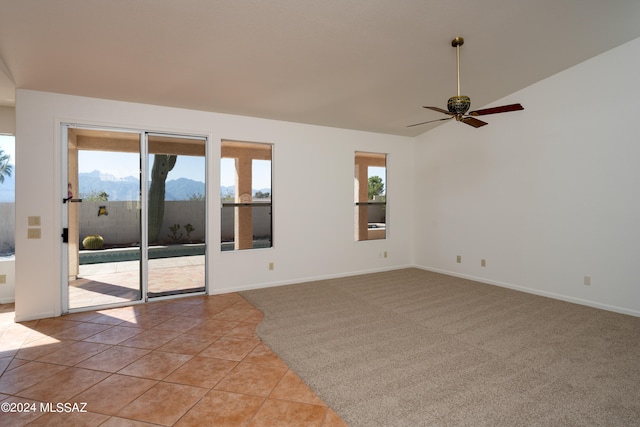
148, 154, 177, 243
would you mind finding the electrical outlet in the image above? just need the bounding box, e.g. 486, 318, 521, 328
584, 276, 591, 286
0, 274, 6, 284
383, 251, 388, 258
268, 262, 274, 271
481, 259, 486, 267
456, 255, 461, 263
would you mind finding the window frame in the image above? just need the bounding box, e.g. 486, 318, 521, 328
220, 140, 273, 251
354, 151, 387, 241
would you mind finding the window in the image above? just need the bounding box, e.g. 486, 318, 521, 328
355, 151, 386, 241
0, 134, 15, 257
221, 140, 272, 250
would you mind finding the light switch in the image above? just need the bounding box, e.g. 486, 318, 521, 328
28, 216, 41, 226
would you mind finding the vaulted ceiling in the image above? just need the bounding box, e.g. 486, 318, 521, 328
1, 0, 639, 136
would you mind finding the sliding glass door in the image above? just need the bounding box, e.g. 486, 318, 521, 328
146, 134, 206, 298
63, 125, 207, 312
65, 128, 143, 310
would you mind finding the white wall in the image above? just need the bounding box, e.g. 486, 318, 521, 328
15, 90, 414, 320
414, 37, 640, 316
0, 258, 14, 304
0, 106, 15, 134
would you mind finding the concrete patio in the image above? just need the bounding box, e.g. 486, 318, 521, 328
69, 255, 205, 310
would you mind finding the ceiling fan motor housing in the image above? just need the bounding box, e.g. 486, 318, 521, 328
447, 96, 471, 114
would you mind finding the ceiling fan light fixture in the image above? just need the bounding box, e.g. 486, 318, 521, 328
447, 95, 470, 115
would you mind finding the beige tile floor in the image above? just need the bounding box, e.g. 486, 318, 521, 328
0, 294, 348, 426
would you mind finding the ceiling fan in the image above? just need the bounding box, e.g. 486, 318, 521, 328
408, 37, 523, 128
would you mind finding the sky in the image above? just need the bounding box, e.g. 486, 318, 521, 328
0, 134, 15, 165
220, 158, 271, 189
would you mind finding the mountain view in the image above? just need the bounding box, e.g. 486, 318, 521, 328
77, 170, 268, 201
0, 169, 270, 202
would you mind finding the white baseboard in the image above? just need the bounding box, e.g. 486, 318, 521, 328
415, 265, 640, 318
14, 310, 57, 323
210, 264, 415, 295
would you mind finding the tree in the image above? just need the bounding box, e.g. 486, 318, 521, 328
0, 148, 12, 184
148, 154, 177, 243
81, 190, 109, 201
221, 190, 234, 201
368, 176, 384, 200
254, 191, 270, 199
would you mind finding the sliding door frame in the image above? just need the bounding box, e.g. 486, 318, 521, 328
145, 132, 208, 301
61, 123, 209, 314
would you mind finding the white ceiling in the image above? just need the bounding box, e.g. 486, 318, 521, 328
1, 0, 639, 136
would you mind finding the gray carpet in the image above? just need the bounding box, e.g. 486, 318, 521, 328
241, 268, 640, 427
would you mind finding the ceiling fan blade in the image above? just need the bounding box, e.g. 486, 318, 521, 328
423, 106, 453, 115
407, 117, 453, 128
461, 116, 488, 128
468, 103, 524, 116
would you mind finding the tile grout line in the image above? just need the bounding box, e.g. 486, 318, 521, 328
1, 294, 347, 426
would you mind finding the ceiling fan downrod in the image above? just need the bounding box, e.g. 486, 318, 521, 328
452, 37, 464, 96
448, 37, 470, 116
